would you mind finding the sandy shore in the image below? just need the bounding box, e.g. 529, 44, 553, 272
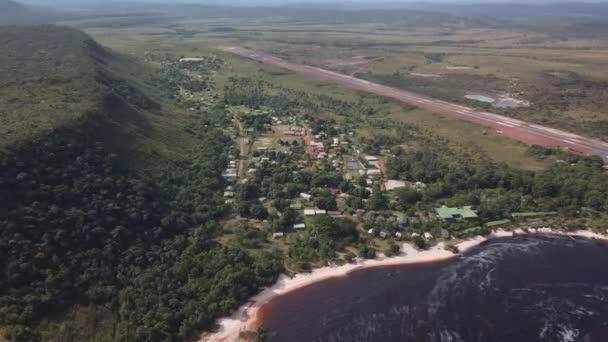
198, 228, 608, 342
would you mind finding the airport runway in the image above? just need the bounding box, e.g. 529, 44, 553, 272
221, 46, 608, 162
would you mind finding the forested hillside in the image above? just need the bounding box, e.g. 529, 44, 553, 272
0, 27, 282, 341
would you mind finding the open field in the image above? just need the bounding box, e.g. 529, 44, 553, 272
84, 30, 549, 170
223, 46, 608, 162
71, 12, 608, 168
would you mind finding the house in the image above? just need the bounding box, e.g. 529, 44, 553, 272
222, 169, 238, 182
384, 180, 407, 191
272, 232, 285, 239
300, 193, 313, 201
304, 209, 316, 216
367, 169, 383, 177
293, 223, 306, 230
435, 205, 478, 220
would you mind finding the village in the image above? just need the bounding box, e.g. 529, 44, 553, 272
219, 106, 558, 252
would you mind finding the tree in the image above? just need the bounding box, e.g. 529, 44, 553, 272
366, 191, 388, 211
357, 243, 376, 259
395, 188, 422, 208
250, 204, 269, 220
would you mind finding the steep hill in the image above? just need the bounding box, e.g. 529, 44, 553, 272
0, 26, 282, 342
0, 25, 193, 168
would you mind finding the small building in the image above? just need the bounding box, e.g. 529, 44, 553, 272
424, 232, 434, 240
223, 191, 234, 198
384, 180, 407, 191
364, 156, 379, 162
435, 205, 478, 220
368, 228, 374, 235
328, 210, 343, 217
290, 202, 303, 210
379, 231, 388, 239
367, 169, 383, 177
293, 223, 306, 230
300, 193, 313, 201
304, 209, 316, 216
395, 232, 403, 239
222, 169, 238, 182
315, 209, 327, 215
272, 232, 285, 239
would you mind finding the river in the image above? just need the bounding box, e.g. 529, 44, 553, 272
258, 235, 608, 342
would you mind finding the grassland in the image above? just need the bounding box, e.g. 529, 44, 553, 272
63, 10, 608, 170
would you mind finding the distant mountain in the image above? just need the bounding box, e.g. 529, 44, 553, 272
0, 0, 55, 24
401, 2, 608, 18
0, 0, 27, 14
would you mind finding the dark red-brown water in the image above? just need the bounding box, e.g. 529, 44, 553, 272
259, 235, 608, 342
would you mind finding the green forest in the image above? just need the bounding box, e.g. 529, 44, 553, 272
0, 106, 282, 341
4, 24, 608, 342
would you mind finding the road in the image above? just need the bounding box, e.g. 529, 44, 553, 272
220, 46, 608, 162
234, 116, 247, 179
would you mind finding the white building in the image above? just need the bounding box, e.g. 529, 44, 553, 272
304, 209, 316, 216
300, 193, 312, 201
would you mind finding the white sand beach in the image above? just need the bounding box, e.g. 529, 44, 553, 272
199, 228, 608, 342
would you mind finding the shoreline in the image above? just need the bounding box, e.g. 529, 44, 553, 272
198, 228, 608, 342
